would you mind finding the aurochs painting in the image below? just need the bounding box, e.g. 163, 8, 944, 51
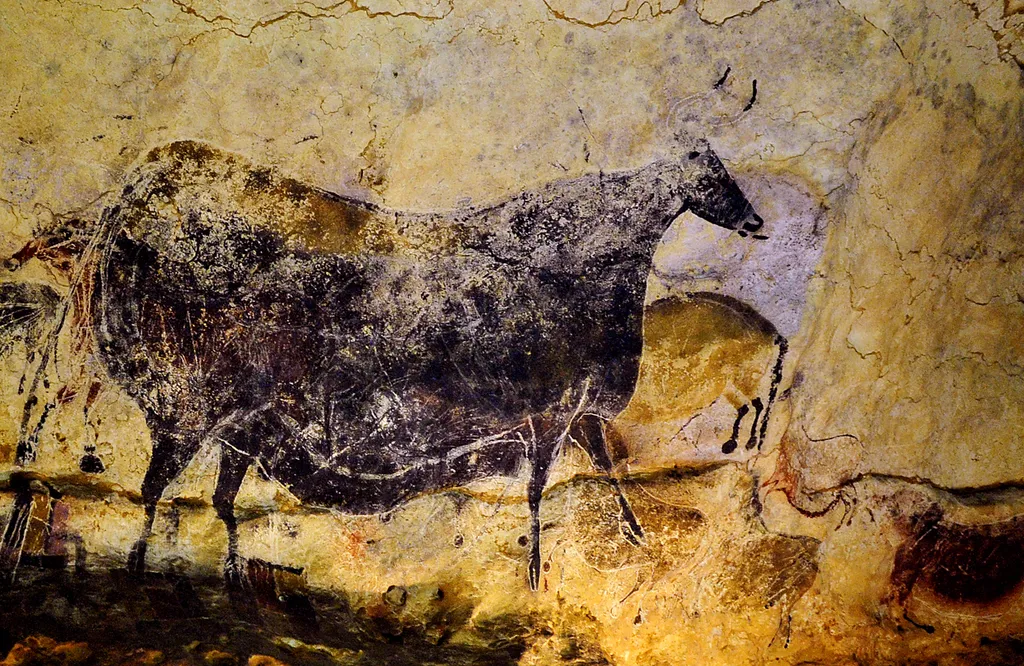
4, 2, 1024, 664
0, 126, 837, 661
6, 139, 771, 582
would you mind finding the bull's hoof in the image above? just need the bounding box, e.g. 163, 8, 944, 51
528, 545, 541, 591
721, 439, 738, 454
126, 539, 147, 575
528, 560, 540, 591
620, 517, 644, 547
224, 554, 247, 592
79, 448, 105, 474
617, 498, 645, 546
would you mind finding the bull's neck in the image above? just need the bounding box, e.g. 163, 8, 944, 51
620, 161, 689, 258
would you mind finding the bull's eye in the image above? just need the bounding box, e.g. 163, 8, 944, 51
688, 151, 700, 160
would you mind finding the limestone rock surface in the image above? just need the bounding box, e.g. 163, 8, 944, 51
1, 0, 1023, 663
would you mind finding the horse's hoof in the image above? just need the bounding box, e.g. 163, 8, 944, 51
14, 442, 35, 466
721, 439, 738, 454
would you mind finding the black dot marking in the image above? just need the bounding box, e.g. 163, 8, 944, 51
688, 151, 701, 160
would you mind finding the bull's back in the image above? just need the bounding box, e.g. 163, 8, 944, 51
92, 143, 386, 427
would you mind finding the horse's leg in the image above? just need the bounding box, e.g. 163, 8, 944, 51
212, 440, 253, 590
527, 421, 560, 591
127, 430, 201, 574
79, 379, 106, 474
721, 403, 749, 454
15, 393, 40, 464
743, 398, 764, 451
753, 336, 788, 451
0, 476, 33, 583
571, 413, 643, 545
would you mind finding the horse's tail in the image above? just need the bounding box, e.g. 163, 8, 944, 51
0, 281, 60, 358
3, 211, 118, 465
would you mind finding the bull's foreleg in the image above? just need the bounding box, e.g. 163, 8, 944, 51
571, 413, 644, 546
212, 442, 253, 590
127, 432, 202, 575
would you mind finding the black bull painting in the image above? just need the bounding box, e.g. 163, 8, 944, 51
8, 140, 767, 589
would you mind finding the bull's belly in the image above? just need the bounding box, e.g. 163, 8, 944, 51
262, 397, 528, 513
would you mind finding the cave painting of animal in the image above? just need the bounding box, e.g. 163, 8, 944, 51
887, 501, 1024, 630
621, 292, 787, 463
17, 140, 767, 590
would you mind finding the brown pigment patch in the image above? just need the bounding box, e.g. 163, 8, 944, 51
891, 504, 1024, 608
569, 477, 705, 570
714, 534, 819, 610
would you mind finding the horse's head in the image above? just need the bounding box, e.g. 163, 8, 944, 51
677, 145, 763, 237
4, 219, 89, 275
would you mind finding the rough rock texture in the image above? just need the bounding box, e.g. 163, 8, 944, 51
1, 0, 1023, 663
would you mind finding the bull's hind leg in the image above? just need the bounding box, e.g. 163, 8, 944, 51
212, 442, 253, 590
571, 414, 644, 546
527, 420, 561, 591
127, 430, 202, 574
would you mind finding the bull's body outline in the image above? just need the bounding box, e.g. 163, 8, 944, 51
22, 140, 766, 589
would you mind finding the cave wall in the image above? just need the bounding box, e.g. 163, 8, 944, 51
1, 0, 1023, 663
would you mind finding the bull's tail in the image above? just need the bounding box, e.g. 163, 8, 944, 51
0, 282, 61, 465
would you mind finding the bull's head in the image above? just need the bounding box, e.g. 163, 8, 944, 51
682, 146, 763, 237
666, 69, 765, 237
670, 144, 764, 238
